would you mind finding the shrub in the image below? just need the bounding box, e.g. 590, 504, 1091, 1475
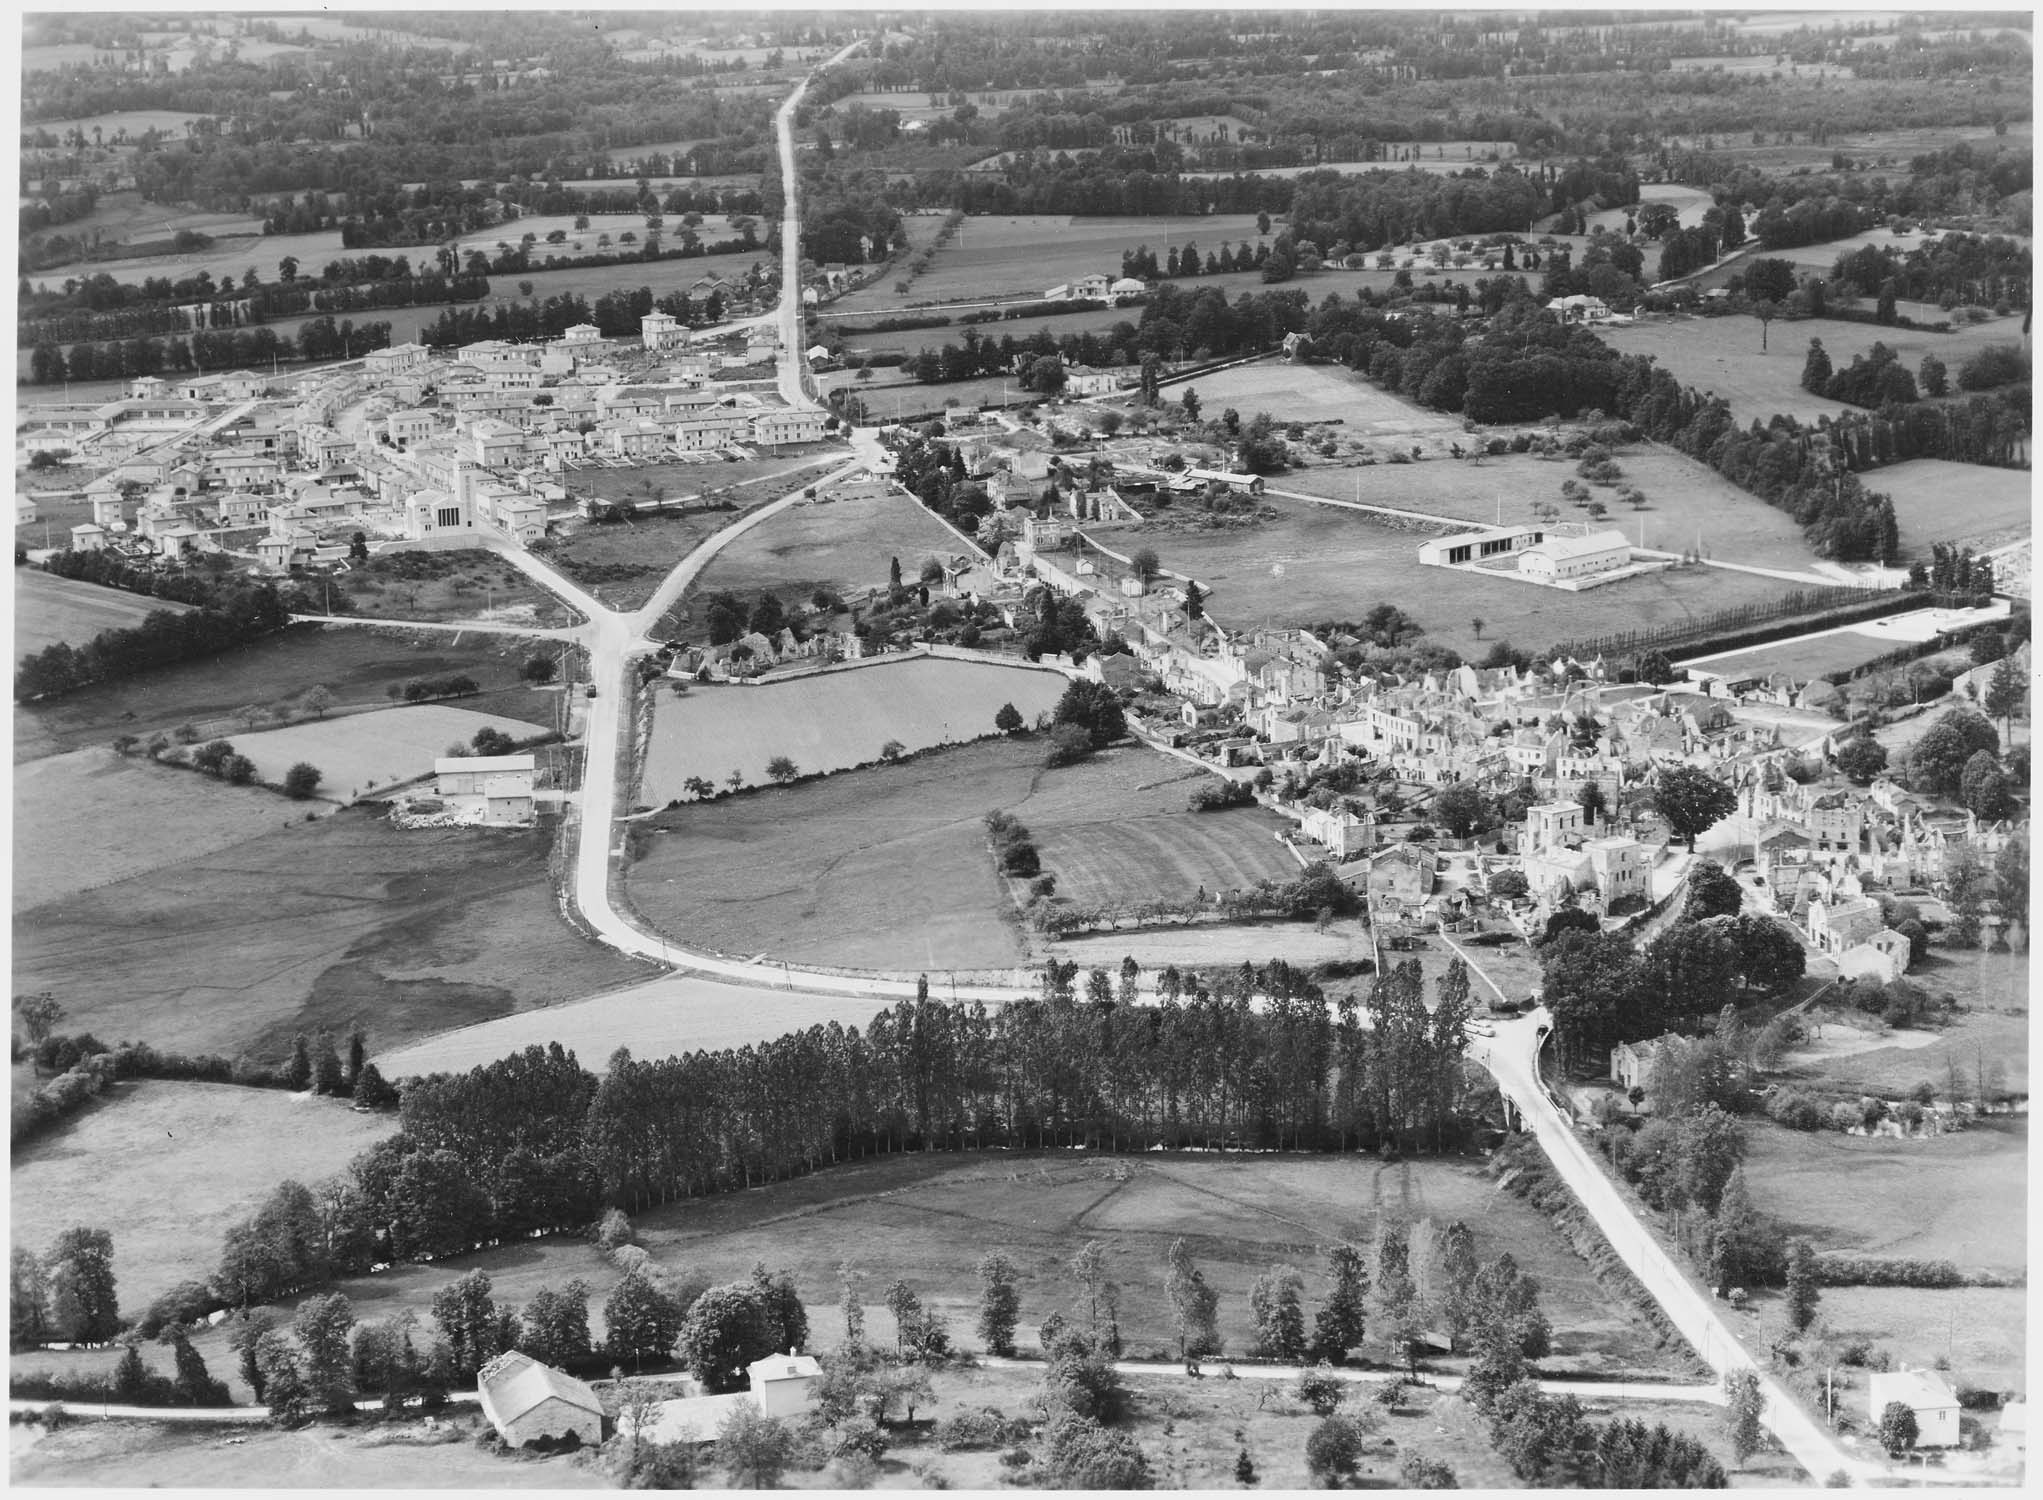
1765, 1090, 1825, 1131
1814, 1255, 1965, 1288
283, 763, 324, 800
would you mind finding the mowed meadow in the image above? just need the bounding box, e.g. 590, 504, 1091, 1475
627, 735, 1301, 973
637, 654, 1069, 800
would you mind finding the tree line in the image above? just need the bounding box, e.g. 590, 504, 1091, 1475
27, 316, 394, 386
14, 578, 304, 703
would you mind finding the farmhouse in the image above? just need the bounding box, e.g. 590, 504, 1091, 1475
1867, 1368, 1961, 1448
1545, 294, 1613, 324
1181, 467, 1266, 496
1418, 525, 1546, 567
632, 1352, 821, 1447
1045, 272, 1113, 301
477, 1351, 604, 1449
1807, 894, 1884, 956
1517, 531, 1631, 584
434, 754, 537, 826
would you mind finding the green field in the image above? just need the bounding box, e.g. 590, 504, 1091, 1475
639, 654, 1068, 801
10, 1082, 395, 1313
12, 569, 195, 659
13, 624, 560, 765
1598, 310, 2030, 426
1739, 1118, 2026, 1279
214, 702, 553, 801
1871, 458, 2034, 554
659, 485, 970, 637
631, 734, 1312, 971
1134, 497, 1811, 657
1173, 359, 1469, 442
12, 749, 308, 914
12, 806, 647, 1062
1273, 443, 1826, 573
1686, 630, 1915, 685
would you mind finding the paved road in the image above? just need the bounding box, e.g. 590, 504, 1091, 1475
1466, 1006, 1881, 1485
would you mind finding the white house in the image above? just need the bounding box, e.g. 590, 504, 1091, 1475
751, 409, 827, 447
641, 310, 687, 351
1808, 894, 1884, 956
1518, 531, 1631, 584
477, 1351, 605, 1449
1837, 926, 1913, 983
630, 1351, 820, 1447
1545, 293, 1613, 324
69, 522, 108, 552
1867, 1368, 1961, 1449
746, 1351, 822, 1418
434, 754, 537, 825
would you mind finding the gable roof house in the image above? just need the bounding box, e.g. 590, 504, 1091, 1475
477, 1351, 604, 1449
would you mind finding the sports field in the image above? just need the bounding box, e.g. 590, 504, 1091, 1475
1140, 497, 1812, 657
638, 654, 1068, 800
662, 486, 970, 636
1871, 458, 2033, 553
1684, 631, 1911, 685
11, 806, 647, 1061
12, 569, 194, 659
1598, 310, 2031, 425
216, 703, 550, 801
9, 1081, 394, 1313
628, 736, 1297, 971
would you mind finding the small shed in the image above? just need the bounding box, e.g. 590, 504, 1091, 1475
1868, 1367, 1961, 1448
477, 1351, 604, 1449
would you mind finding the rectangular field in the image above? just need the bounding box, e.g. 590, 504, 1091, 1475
1274, 444, 1824, 573
12, 749, 305, 915
639, 655, 1069, 800
1174, 359, 1468, 441
1813, 1286, 2027, 1392
12, 570, 194, 658
1738, 1118, 2026, 1279
1597, 310, 2031, 426
336, 548, 578, 626
1686, 631, 1914, 684
11, 806, 648, 1061
9, 1082, 394, 1313
1871, 458, 2033, 553
630, 734, 1313, 973
1134, 497, 1811, 657
217, 703, 553, 801
660, 486, 969, 636
13, 624, 559, 765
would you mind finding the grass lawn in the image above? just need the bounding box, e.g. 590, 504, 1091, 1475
1274, 443, 1825, 572
12, 569, 195, 659
1051, 918, 1371, 975
336, 548, 578, 627
13, 624, 558, 764
638, 655, 1069, 802
11, 805, 648, 1062
8, 1082, 394, 1314
1737, 1118, 2026, 1278
7, 1419, 603, 1490
1870, 458, 2034, 554
828, 302, 1138, 354
12, 749, 307, 915
1597, 310, 2030, 426
1176, 358, 1468, 441
1812, 1286, 2027, 1392
629, 737, 1301, 973
657, 486, 969, 638
215, 703, 554, 802
1138, 497, 1811, 657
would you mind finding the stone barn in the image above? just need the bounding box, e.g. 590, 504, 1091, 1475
477, 1351, 605, 1449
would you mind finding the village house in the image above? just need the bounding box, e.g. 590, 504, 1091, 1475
1303, 804, 1376, 858
1866, 1368, 1961, 1448
1610, 1035, 1675, 1092
1045, 272, 1113, 301
1365, 842, 1436, 905
1544, 293, 1614, 324
477, 1351, 605, 1449
1807, 894, 1885, 956
641, 310, 687, 351
1837, 926, 1913, 984
675, 412, 752, 451
751, 408, 827, 446
362, 342, 432, 383
385, 408, 438, 448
